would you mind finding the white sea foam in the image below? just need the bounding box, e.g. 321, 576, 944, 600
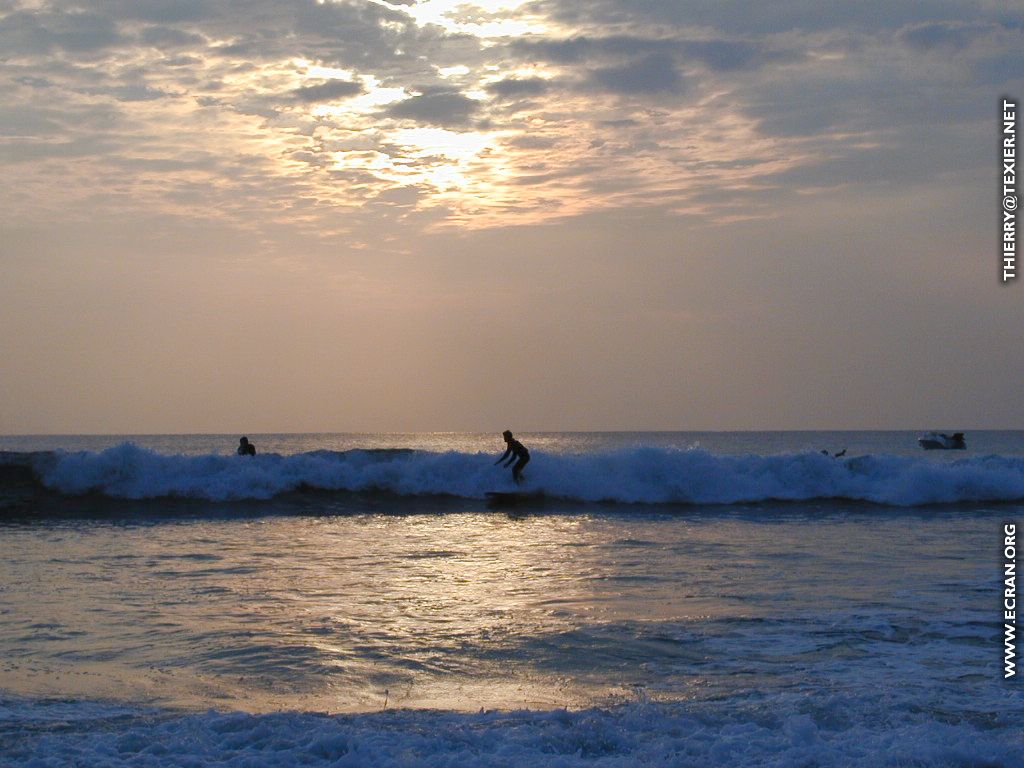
33, 443, 1024, 505
2, 696, 1019, 767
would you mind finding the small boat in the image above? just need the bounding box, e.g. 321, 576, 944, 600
918, 432, 966, 450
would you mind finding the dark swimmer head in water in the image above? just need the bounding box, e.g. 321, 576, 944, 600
237, 436, 256, 456
495, 430, 530, 484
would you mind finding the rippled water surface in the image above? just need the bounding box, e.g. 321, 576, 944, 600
0, 504, 1010, 715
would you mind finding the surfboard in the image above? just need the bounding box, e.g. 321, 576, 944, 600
485, 491, 545, 506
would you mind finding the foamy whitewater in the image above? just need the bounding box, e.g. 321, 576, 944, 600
1, 432, 1021, 766
13, 442, 1024, 506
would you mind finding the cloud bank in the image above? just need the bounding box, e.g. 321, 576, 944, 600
0, 0, 1017, 235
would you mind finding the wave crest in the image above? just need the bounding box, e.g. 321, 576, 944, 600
22, 443, 1024, 506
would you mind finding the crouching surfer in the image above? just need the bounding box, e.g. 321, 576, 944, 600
237, 436, 256, 456
495, 430, 529, 484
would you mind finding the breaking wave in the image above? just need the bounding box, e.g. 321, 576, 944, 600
3, 695, 1019, 768
6, 443, 1024, 506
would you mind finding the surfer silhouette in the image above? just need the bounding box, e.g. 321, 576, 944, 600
495, 430, 530, 484
237, 436, 256, 456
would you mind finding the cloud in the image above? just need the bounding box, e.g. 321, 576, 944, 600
371, 185, 422, 206
0, 9, 124, 54
680, 39, 801, 71
510, 34, 799, 77
588, 52, 685, 94
511, 35, 670, 64
897, 21, 994, 52
760, 125, 986, 189
0, 136, 119, 163
503, 135, 561, 149
384, 91, 480, 126
91, 0, 215, 24
0, 104, 64, 136
95, 84, 173, 102
292, 79, 364, 103
0, 0, 1019, 236
485, 77, 550, 98
528, 0, 1011, 35
138, 25, 206, 48
971, 47, 1024, 86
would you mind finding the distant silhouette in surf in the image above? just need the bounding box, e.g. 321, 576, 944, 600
495, 430, 530, 485
237, 436, 256, 456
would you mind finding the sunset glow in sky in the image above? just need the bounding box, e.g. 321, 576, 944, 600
1, 0, 1022, 433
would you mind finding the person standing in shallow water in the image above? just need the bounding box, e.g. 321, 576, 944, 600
237, 436, 256, 456
495, 430, 530, 484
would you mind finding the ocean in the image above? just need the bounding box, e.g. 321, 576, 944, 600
0, 432, 1020, 766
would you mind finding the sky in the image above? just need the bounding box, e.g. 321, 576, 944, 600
1, 0, 1022, 434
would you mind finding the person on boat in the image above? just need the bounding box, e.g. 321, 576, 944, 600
237, 436, 256, 456
495, 430, 530, 484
